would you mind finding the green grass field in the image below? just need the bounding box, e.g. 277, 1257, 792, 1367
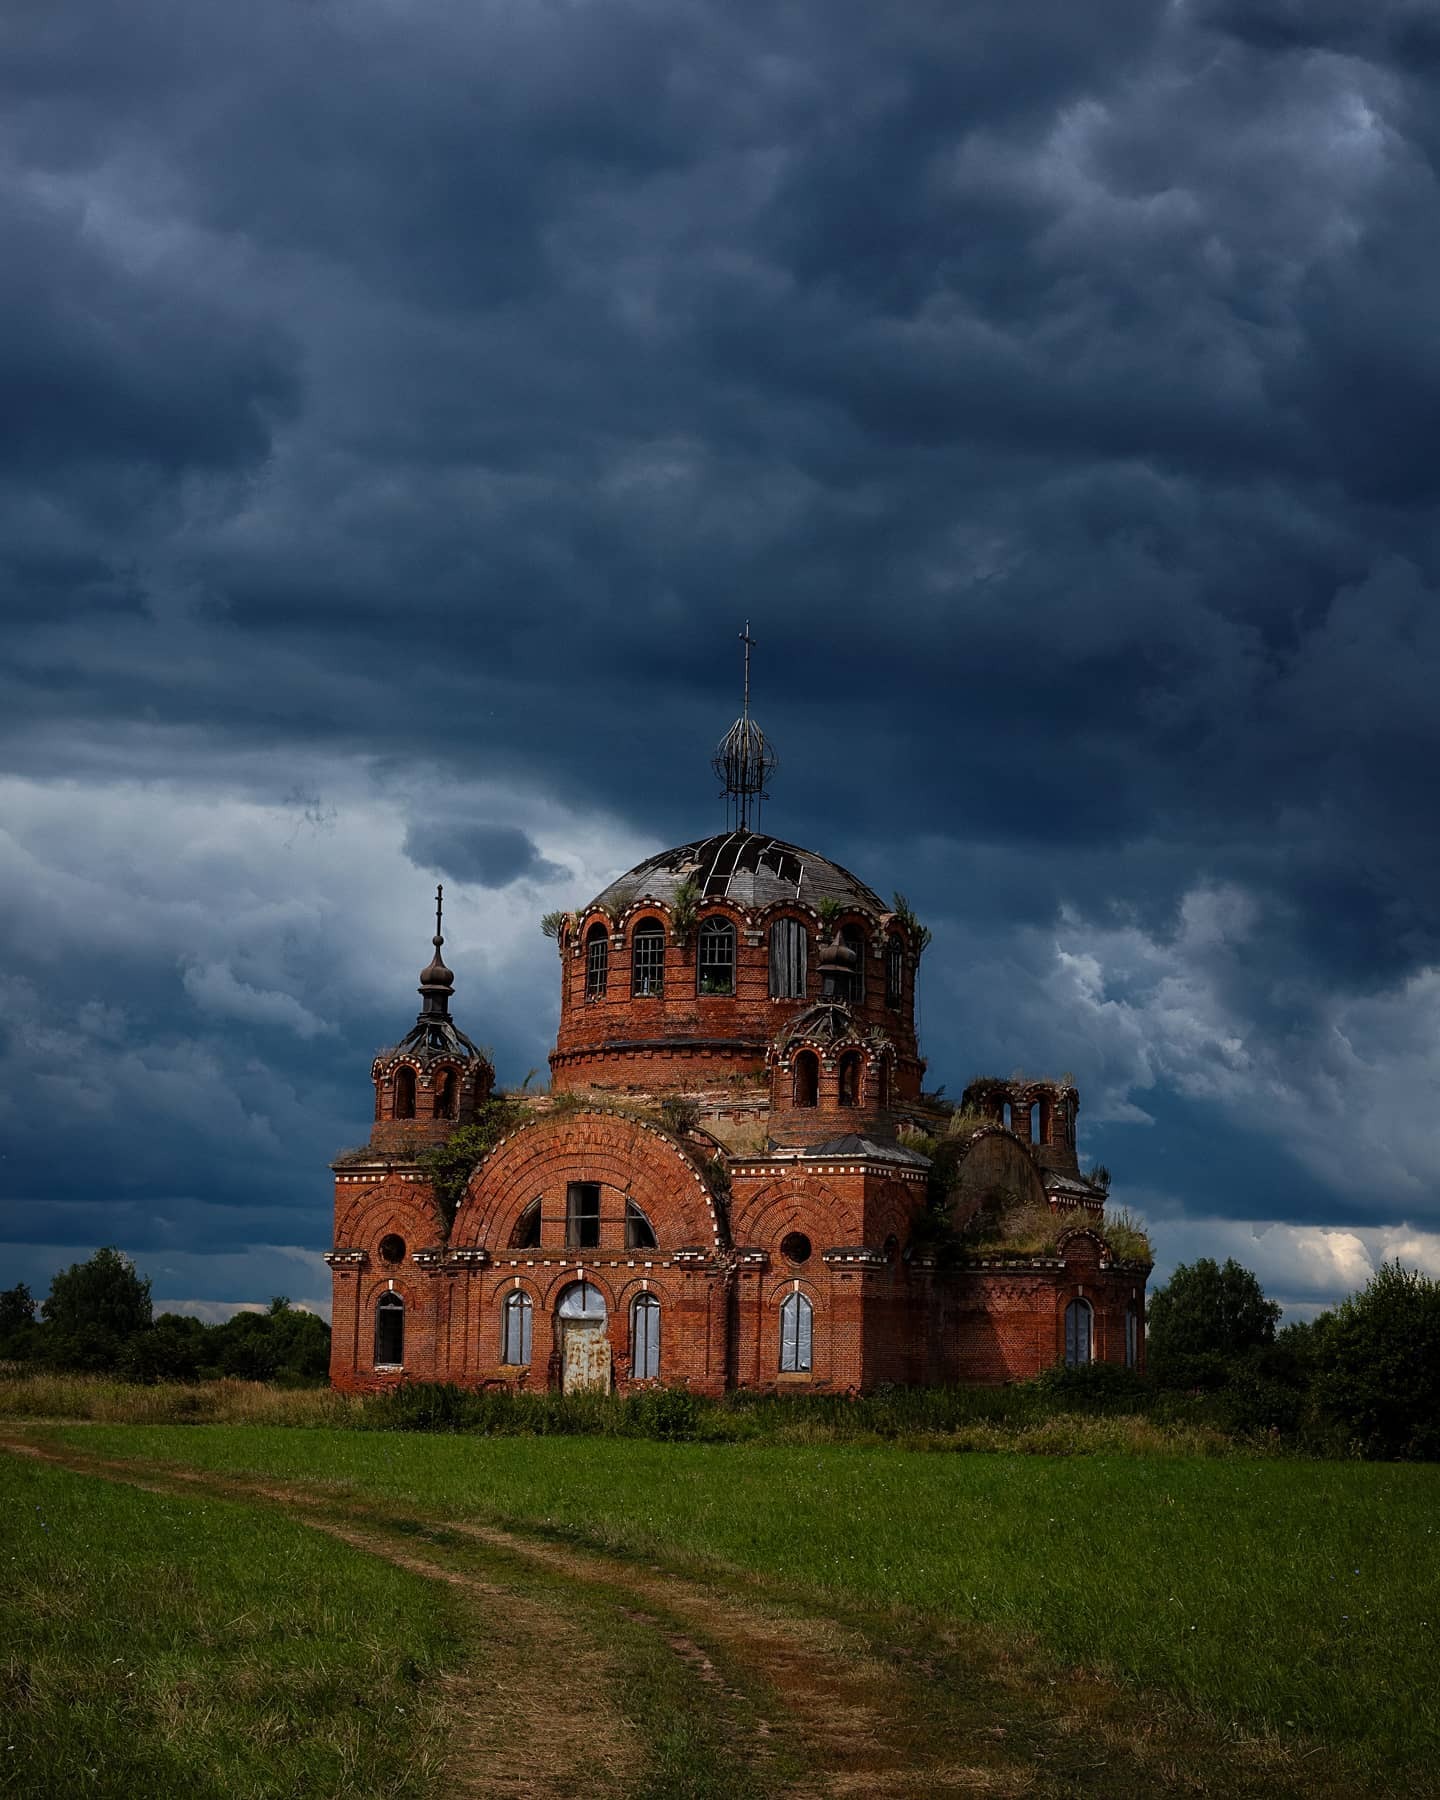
0, 1451, 467, 1799
22, 1423, 1440, 1786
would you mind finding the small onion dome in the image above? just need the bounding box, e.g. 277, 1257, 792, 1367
819, 933, 857, 973
420, 934, 454, 997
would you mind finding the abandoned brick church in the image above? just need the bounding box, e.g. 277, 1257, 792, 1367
328, 664, 1150, 1393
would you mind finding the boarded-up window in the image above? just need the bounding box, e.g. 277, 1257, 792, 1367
1125, 1305, 1138, 1369
769, 918, 808, 998
841, 925, 867, 1001
885, 935, 904, 1008
697, 917, 735, 995
625, 1200, 657, 1250
374, 1293, 404, 1366
631, 1293, 660, 1379
566, 1182, 601, 1248
631, 920, 666, 997
585, 924, 609, 999
1065, 1299, 1093, 1368
501, 1291, 532, 1365
779, 1292, 813, 1372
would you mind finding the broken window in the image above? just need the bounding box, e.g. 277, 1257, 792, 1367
625, 1199, 657, 1250
1065, 1299, 1093, 1368
433, 1067, 458, 1119
885, 935, 904, 1008
511, 1197, 541, 1249
768, 917, 809, 998
838, 1050, 861, 1107
393, 1067, 416, 1120
840, 924, 867, 1002
501, 1290, 532, 1365
792, 1051, 819, 1108
374, 1292, 404, 1367
566, 1181, 602, 1249
779, 1292, 813, 1372
697, 917, 735, 995
631, 919, 666, 997
585, 923, 609, 1000
631, 1293, 660, 1379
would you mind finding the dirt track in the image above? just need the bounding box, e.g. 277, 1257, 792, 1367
0, 1432, 1374, 1799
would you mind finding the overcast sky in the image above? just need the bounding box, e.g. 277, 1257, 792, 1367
3, 0, 1437, 1323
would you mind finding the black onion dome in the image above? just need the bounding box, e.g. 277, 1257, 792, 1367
587, 831, 886, 919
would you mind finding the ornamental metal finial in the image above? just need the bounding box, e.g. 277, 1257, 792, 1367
711, 620, 778, 831
434, 883, 444, 949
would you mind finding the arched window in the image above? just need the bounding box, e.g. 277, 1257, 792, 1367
510, 1198, 541, 1249
433, 1068, 458, 1120
1125, 1304, 1139, 1370
631, 1293, 661, 1379
585, 923, 609, 1000
838, 1050, 862, 1107
885, 935, 904, 1009
1065, 1298, 1093, 1368
557, 1281, 607, 1321
625, 1200, 657, 1250
631, 919, 666, 998
374, 1292, 404, 1367
769, 917, 809, 998
792, 1050, 819, 1108
501, 1291, 532, 1365
779, 1292, 813, 1372
840, 925, 867, 1002
393, 1067, 416, 1120
697, 917, 735, 996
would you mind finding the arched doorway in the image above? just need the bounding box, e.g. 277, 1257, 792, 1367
556, 1281, 610, 1394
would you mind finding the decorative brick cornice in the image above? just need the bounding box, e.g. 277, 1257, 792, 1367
324, 1248, 368, 1266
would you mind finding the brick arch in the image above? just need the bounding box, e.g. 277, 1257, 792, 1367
451, 1110, 726, 1253
334, 1177, 436, 1250
734, 1177, 860, 1247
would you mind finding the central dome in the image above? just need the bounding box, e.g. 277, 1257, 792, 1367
588, 830, 886, 919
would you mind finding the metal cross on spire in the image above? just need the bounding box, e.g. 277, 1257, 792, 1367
712, 622, 779, 832
434, 883, 444, 947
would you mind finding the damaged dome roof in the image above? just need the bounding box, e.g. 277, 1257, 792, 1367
587, 830, 886, 918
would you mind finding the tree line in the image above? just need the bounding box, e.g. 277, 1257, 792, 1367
1146, 1255, 1440, 1460
0, 1247, 330, 1384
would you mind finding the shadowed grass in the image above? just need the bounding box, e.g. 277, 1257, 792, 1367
48, 1423, 1440, 1790
0, 1453, 467, 1799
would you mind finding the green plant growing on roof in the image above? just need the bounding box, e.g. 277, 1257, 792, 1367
670, 879, 701, 944
817, 896, 843, 930
891, 892, 932, 957
540, 910, 571, 942
417, 1098, 526, 1239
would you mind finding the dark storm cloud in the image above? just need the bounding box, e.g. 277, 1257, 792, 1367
3, 0, 1440, 1306
404, 820, 565, 888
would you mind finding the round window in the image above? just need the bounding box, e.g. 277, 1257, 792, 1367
378, 1234, 406, 1265
781, 1231, 812, 1266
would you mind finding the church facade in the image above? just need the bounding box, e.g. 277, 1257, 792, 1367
327, 702, 1149, 1394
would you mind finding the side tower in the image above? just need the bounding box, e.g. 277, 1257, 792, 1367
327, 892, 494, 1390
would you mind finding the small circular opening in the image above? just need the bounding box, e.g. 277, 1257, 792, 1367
781, 1231, 812, 1266
378, 1234, 406, 1265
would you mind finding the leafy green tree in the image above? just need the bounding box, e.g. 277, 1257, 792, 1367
41, 1247, 153, 1370
1313, 1261, 1440, 1460
121, 1313, 210, 1384
0, 1282, 38, 1359
1147, 1256, 1281, 1387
